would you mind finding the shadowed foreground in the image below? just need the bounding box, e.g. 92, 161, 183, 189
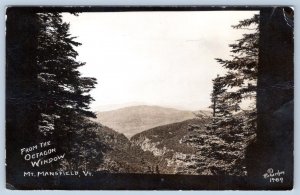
7, 173, 292, 190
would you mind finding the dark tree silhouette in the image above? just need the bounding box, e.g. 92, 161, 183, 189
6, 10, 105, 184
35, 12, 105, 171
6, 8, 40, 183
246, 8, 294, 187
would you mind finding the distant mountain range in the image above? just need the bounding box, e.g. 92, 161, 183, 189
95, 105, 210, 138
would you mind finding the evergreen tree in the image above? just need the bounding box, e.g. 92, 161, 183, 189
209, 75, 240, 131
36, 13, 96, 132
35, 12, 104, 171
182, 14, 259, 176
6, 11, 104, 176
215, 14, 259, 107
213, 14, 259, 140
206, 14, 259, 175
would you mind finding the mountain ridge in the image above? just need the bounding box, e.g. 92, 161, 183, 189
95, 105, 209, 138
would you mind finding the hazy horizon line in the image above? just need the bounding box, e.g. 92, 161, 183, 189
92, 102, 211, 112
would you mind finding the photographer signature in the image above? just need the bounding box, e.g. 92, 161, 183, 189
263, 168, 285, 183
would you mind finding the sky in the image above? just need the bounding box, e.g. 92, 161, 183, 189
62, 11, 258, 111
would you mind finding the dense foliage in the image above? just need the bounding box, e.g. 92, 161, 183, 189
36, 12, 106, 171
183, 14, 259, 176
6, 11, 104, 174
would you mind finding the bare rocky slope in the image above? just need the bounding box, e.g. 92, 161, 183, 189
130, 118, 210, 174
96, 124, 162, 173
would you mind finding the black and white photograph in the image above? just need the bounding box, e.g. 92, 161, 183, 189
5, 6, 294, 190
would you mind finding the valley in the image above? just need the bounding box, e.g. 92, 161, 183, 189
94, 105, 254, 176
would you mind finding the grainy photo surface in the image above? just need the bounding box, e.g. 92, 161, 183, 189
6, 6, 294, 190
